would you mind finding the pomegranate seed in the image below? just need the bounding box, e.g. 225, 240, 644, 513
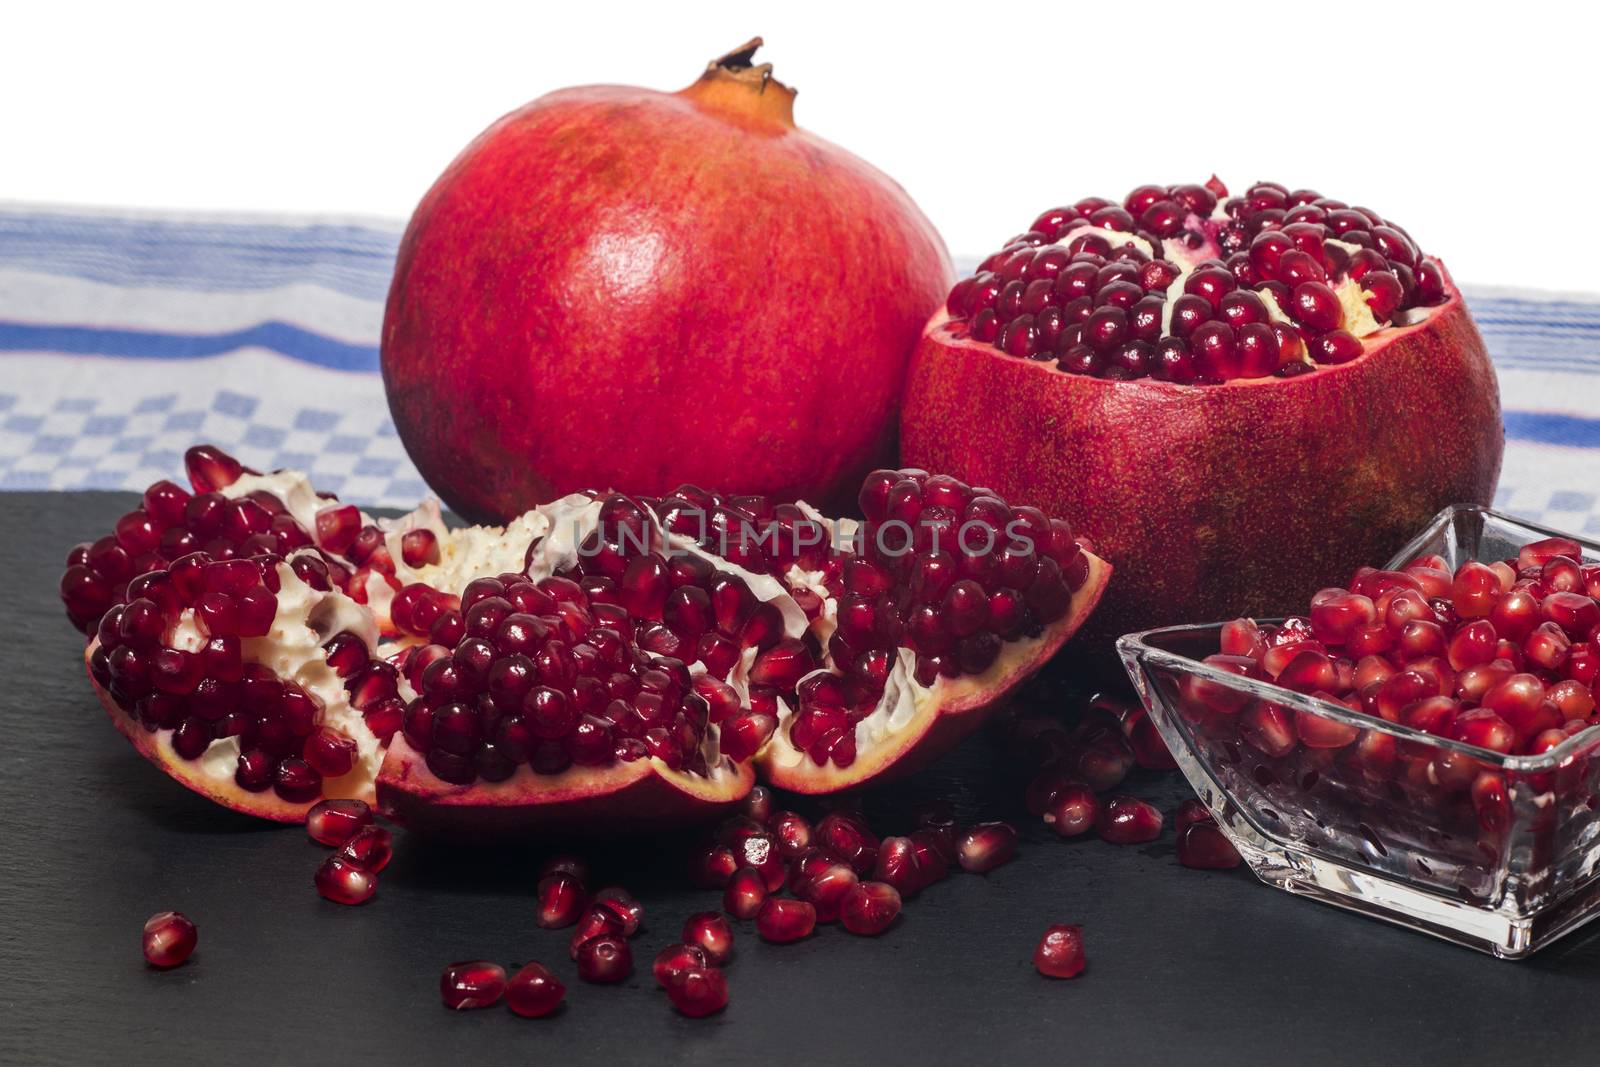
683, 911, 734, 965
314, 855, 377, 905
755, 898, 816, 943
792, 857, 859, 922
302, 727, 358, 778
305, 798, 372, 846
569, 908, 625, 958
1034, 924, 1085, 979
575, 935, 632, 983
440, 960, 507, 1010
654, 942, 711, 987
690, 845, 739, 889
1097, 796, 1164, 844
841, 882, 901, 936
872, 836, 931, 898
723, 866, 768, 920
1043, 784, 1100, 837
401, 528, 440, 568
741, 784, 775, 825
184, 444, 243, 492
537, 874, 587, 928
729, 833, 787, 892
142, 910, 198, 968
815, 811, 880, 875
956, 822, 1018, 873
506, 961, 565, 1018
593, 886, 644, 936
769, 810, 814, 861
1176, 821, 1243, 869
665, 965, 730, 1018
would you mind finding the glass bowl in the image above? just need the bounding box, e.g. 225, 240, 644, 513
1117, 505, 1600, 958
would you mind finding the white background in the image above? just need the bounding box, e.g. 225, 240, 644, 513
4, 0, 1595, 293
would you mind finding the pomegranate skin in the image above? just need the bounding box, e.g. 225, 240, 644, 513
902, 266, 1500, 640
382, 41, 952, 522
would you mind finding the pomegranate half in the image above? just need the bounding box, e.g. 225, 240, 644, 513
60, 446, 1108, 830
903, 178, 1502, 639
381, 39, 952, 523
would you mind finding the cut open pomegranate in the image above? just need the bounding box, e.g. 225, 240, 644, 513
903, 178, 1500, 638
63, 447, 1108, 830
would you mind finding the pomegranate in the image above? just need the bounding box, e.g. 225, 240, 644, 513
902, 178, 1502, 639
142, 911, 197, 968
381, 39, 952, 523
62, 447, 1109, 829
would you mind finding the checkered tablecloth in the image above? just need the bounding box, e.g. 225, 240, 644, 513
2, 203, 1597, 531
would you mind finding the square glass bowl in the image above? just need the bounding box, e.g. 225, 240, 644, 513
1118, 506, 1600, 958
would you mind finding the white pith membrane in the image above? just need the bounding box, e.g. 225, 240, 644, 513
161, 563, 387, 799
204, 467, 1094, 789
960, 180, 1446, 380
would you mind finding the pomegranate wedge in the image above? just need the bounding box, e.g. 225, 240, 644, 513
64, 446, 1108, 830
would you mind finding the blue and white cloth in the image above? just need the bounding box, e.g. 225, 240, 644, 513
1, 203, 1597, 531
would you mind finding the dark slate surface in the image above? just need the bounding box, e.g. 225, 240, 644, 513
6, 491, 1600, 1065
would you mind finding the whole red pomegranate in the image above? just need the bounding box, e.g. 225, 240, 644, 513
903, 178, 1502, 639
382, 39, 952, 523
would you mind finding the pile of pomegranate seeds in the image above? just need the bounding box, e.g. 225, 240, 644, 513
550, 861, 646, 985
1018, 693, 1179, 845
1192, 539, 1600, 776
306, 798, 391, 905
142, 910, 198, 968
386, 573, 728, 784
946, 178, 1448, 382
694, 791, 1006, 951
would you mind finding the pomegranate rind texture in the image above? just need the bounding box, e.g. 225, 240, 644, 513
375, 735, 755, 838
901, 266, 1500, 640
84, 642, 334, 823
381, 69, 953, 524
758, 552, 1112, 793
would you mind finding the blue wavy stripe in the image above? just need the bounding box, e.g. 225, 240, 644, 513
0, 212, 400, 300
0, 320, 378, 371
1503, 411, 1600, 448
1, 314, 1596, 378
